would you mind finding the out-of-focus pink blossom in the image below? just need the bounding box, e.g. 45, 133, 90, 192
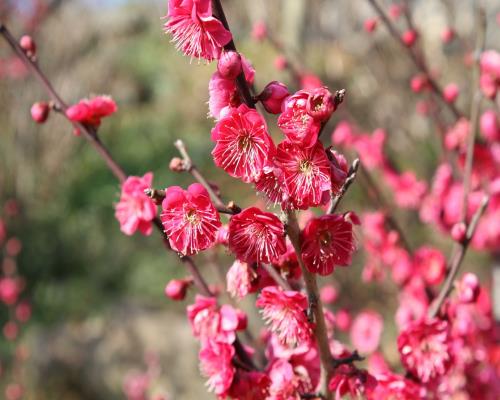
398, 318, 451, 383
0, 277, 20, 306
480, 50, 500, 99
350, 310, 384, 354
274, 55, 287, 71
413, 246, 446, 286
402, 30, 418, 47
441, 27, 455, 44
251, 21, 267, 41
480, 110, 500, 142
300, 73, 323, 90
443, 83, 459, 103
456, 273, 480, 304
320, 284, 338, 305
335, 308, 351, 331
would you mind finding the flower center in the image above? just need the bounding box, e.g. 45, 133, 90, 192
319, 230, 331, 247
238, 133, 252, 151
299, 159, 313, 175
185, 209, 200, 225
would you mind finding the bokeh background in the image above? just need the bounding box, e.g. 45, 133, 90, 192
1, 0, 499, 398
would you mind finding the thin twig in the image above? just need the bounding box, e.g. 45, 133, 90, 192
331, 350, 365, 369
261, 263, 292, 291
328, 158, 360, 214
173, 140, 240, 214
366, 0, 462, 119
358, 166, 413, 252
428, 195, 489, 318
286, 211, 333, 399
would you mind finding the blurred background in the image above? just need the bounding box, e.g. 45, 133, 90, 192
1, 0, 499, 398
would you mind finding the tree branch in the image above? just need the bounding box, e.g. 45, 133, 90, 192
428, 195, 489, 318
173, 139, 241, 215
328, 158, 360, 214
366, 0, 462, 120
286, 211, 333, 399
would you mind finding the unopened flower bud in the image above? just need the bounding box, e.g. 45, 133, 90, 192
164, 278, 191, 301
274, 55, 287, 71
410, 74, 428, 93
456, 273, 480, 304
306, 87, 336, 122
335, 308, 351, 331
169, 157, 185, 172
402, 30, 418, 47
389, 4, 403, 20
30, 102, 50, 123
257, 81, 290, 114
364, 18, 378, 33
217, 51, 242, 80
443, 83, 459, 103
441, 27, 455, 44
19, 35, 36, 56
451, 222, 466, 243
320, 284, 338, 304
251, 21, 267, 41
480, 110, 500, 142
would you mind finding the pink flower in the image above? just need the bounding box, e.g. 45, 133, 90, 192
267, 359, 312, 399
187, 295, 242, 344
226, 260, 256, 300
320, 284, 338, 305
443, 83, 459, 103
228, 371, 270, 399
199, 340, 235, 396
480, 110, 500, 142
395, 277, 429, 330
350, 310, 384, 354
479, 50, 500, 99
115, 173, 156, 236
0, 277, 20, 306
254, 164, 289, 206
251, 21, 267, 41
66, 95, 117, 126
328, 364, 377, 399
228, 207, 286, 264
278, 90, 321, 148
364, 18, 378, 33
256, 286, 312, 347
366, 372, 424, 400
123, 372, 150, 400
413, 246, 446, 286
275, 141, 332, 209
301, 214, 355, 275
397, 318, 451, 383
300, 73, 323, 90
441, 27, 455, 44
382, 168, 427, 209
456, 272, 480, 304
163, 0, 232, 62
306, 87, 338, 122
211, 104, 275, 183
160, 183, 221, 255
